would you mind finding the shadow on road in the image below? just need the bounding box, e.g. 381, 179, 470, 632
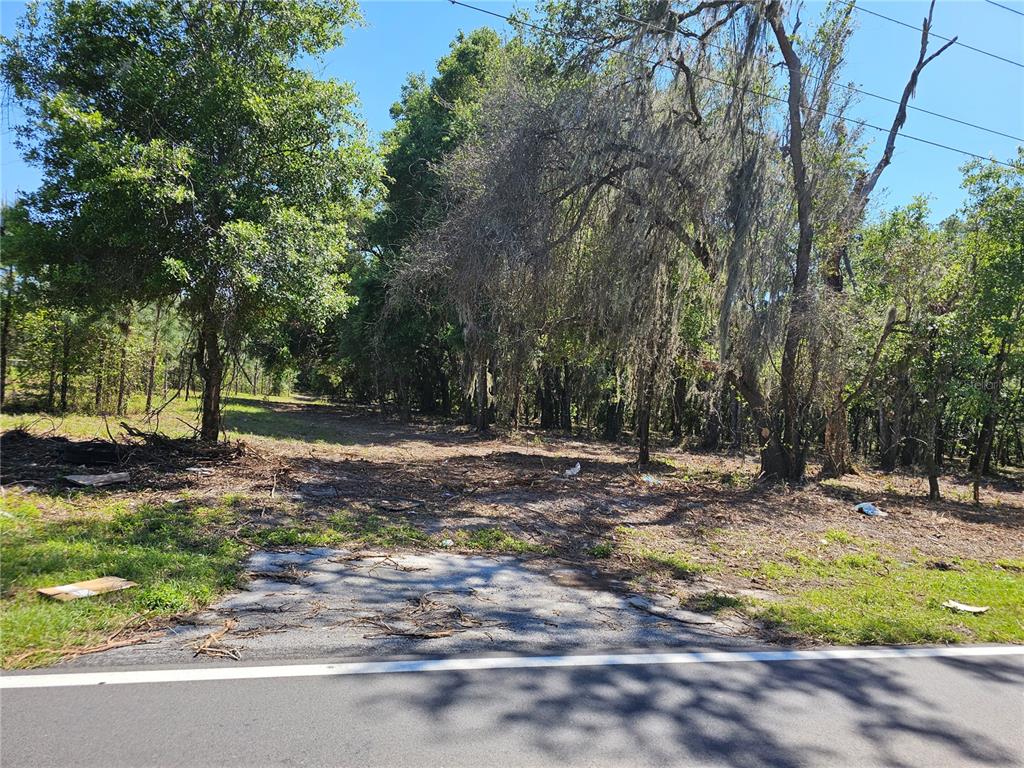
374, 654, 1024, 767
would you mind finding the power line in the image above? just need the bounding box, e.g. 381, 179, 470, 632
851, 3, 1024, 70
984, 0, 1024, 19
613, 10, 1024, 143
448, 0, 1015, 169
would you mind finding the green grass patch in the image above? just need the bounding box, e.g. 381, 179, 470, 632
328, 512, 430, 548
0, 493, 444, 668
635, 547, 704, 578
0, 494, 247, 668
753, 547, 1024, 644
822, 529, 857, 545
1, 393, 337, 446
587, 542, 614, 558
451, 527, 547, 554
615, 526, 705, 579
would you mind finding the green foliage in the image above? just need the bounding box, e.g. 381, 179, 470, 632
686, 591, 744, 614
314, 29, 505, 411
2, 0, 381, 433
851, 156, 1024, 472
375, 28, 503, 246
587, 541, 614, 558
328, 512, 431, 548
0, 493, 246, 668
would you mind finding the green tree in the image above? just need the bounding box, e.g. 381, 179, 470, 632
2, 0, 379, 439
325, 29, 502, 419
957, 156, 1024, 497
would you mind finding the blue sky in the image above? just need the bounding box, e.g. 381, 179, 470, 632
2, 0, 1022, 220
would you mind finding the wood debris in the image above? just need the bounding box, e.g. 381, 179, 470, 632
348, 591, 497, 639
38, 576, 136, 601
186, 619, 242, 660
247, 566, 308, 584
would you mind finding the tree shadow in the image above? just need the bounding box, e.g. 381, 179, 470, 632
349, 653, 1023, 767
220, 396, 474, 448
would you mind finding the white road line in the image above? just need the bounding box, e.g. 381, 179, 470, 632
2, 645, 1022, 689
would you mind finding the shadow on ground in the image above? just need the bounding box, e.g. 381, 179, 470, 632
374, 653, 1024, 767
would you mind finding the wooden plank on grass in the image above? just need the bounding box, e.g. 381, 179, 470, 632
38, 577, 137, 602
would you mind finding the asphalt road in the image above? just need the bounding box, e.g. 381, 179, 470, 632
3, 648, 1022, 767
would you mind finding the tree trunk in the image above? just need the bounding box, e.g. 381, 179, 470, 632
460, 352, 473, 425
880, 397, 903, 472
145, 301, 164, 413
0, 267, 13, 407
46, 337, 57, 411
475, 353, 488, 432
823, 395, 852, 477
759, 429, 792, 480
637, 400, 651, 465
196, 313, 225, 442
925, 423, 941, 502
439, 359, 452, 417
637, 370, 656, 465
539, 364, 558, 428
94, 342, 106, 411
559, 360, 572, 432
729, 390, 742, 450
59, 320, 71, 412
768, 9, 816, 483
184, 349, 193, 402
510, 365, 521, 429
115, 315, 131, 417
670, 377, 685, 446
922, 328, 946, 501
700, 380, 722, 449
972, 340, 1010, 502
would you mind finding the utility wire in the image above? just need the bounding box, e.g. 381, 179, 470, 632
984, 0, 1024, 18
851, 3, 1024, 69
448, 0, 1015, 169
613, 9, 1024, 143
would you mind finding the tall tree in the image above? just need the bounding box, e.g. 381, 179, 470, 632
2, 0, 379, 439
344, 28, 503, 423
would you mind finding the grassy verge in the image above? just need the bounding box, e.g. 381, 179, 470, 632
0, 492, 247, 668
747, 534, 1024, 644
0, 489, 554, 667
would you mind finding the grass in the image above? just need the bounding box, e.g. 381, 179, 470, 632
635, 547, 705, 578
4, 399, 1021, 661
0, 492, 247, 668
587, 542, 614, 558
615, 526, 705, 579
329, 512, 431, 548
0, 488, 439, 668
751, 539, 1024, 644
451, 527, 548, 554
0, 486, 548, 667
0, 392, 338, 446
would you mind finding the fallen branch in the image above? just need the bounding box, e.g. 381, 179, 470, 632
186, 619, 241, 660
